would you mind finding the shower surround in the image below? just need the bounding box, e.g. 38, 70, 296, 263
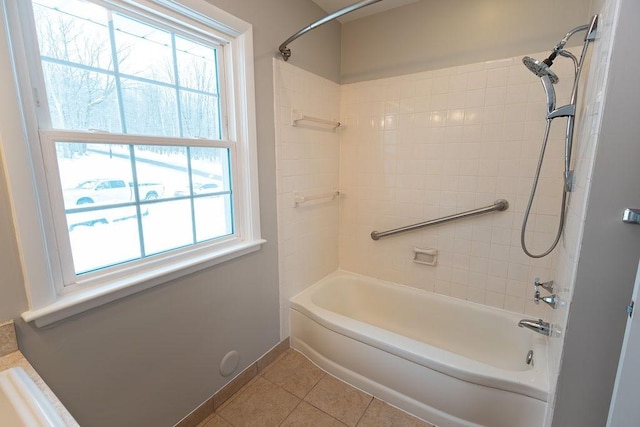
273, 2, 616, 423
275, 48, 579, 330
274, 29, 611, 426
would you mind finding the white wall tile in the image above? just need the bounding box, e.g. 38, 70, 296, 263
274, 59, 341, 339
337, 47, 591, 317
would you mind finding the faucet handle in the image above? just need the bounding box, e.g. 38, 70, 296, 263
534, 278, 558, 308
534, 277, 554, 293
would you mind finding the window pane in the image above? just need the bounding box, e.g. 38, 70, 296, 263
133, 145, 188, 201
175, 36, 218, 93
180, 91, 220, 139
113, 14, 174, 84
121, 79, 179, 136
57, 143, 134, 209
194, 195, 233, 242
33, 0, 113, 71
190, 147, 231, 193
141, 200, 193, 256
43, 63, 121, 132
68, 205, 141, 274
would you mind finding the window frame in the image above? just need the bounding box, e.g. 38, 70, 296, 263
2, 0, 264, 326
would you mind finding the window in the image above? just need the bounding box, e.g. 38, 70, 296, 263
3, 0, 263, 325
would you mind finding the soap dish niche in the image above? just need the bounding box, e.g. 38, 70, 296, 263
413, 247, 437, 266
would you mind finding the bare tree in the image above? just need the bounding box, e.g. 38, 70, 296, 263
33, 2, 221, 163
34, 4, 118, 132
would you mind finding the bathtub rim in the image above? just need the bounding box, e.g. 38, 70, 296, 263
289, 269, 549, 402
0, 366, 67, 427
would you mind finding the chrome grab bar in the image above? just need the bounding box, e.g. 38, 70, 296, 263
371, 199, 509, 240
278, 0, 382, 61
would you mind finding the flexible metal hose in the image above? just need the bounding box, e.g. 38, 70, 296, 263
520, 119, 567, 258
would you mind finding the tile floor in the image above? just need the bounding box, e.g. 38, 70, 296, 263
197, 349, 435, 427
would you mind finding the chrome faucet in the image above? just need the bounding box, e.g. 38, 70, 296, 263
534, 278, 554, 293
535, 293, 558, 308
518, 319, 552, 336
534, 278, 558, 309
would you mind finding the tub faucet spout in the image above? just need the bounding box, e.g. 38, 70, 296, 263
518, 319, 551, 336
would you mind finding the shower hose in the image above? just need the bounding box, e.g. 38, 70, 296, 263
520, 119, 568, 258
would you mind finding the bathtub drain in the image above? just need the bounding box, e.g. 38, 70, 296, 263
526, 349, 534, 366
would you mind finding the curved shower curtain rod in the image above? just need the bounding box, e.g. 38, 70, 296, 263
278, 0, 383, 61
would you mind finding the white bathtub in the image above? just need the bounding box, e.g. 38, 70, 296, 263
290, 271, 549, 427
0, 367, 66, 427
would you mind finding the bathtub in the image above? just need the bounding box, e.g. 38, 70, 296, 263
0, 367, 66, 427
289, 271, 549, 427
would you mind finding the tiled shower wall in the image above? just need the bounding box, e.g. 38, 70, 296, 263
273, 60, 341, 339
546, 2, 617, 423
339, 48, 577, 317
274, 43, 596, 333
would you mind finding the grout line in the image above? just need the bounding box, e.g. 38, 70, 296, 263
276, 398, 303, 427
259, 374, 300, 402
354, 394, 374, 427
300, 371, 326, 400
217, 411, 235, 426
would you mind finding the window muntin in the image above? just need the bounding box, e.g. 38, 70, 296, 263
28, 0, 235, 280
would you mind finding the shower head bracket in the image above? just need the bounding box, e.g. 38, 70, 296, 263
585, 15, 599, 41
547, 104, 576, 120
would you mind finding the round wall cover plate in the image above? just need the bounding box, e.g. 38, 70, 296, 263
220, 350, 240, 376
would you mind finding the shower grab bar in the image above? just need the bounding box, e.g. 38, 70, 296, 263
371, 199, 509, 240
279, 0, 382, 61
292, 110, 341, 129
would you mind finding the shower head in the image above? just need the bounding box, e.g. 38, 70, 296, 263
522, 56, 559, 84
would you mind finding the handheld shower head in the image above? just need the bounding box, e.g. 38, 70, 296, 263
522, 56, 559, 83
523, 57, 558, 116
540, 75, 556, 116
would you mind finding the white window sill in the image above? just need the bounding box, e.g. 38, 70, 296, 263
21, 239, 266, 327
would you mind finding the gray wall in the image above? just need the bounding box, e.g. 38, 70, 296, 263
552, 0, 640, 424
341, 0, 592, 83
9, 1, 340, 426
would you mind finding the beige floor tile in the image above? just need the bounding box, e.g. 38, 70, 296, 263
356, 399, 434, 427
304, 375, 372, 427
281, 401, 348, 427
197, 413, 232, 427
217, 376, 300, 427
261, 349, 325, 398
